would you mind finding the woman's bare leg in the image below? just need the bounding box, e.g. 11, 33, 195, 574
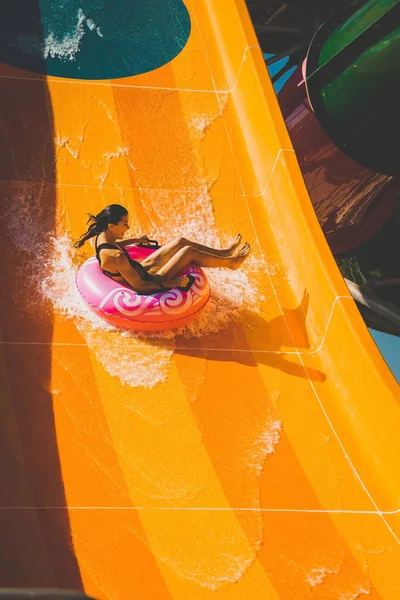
141, 235, 243, 273
184, 234, 242, 256
155, 244, 251, 280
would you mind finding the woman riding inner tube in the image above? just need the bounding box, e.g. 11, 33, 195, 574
74, 204, 251, 330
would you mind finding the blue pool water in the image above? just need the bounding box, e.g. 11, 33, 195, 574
265, 54, 297, 93
370, 329, 400, 383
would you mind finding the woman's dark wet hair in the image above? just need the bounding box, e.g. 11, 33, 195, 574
73, 204, 128, 248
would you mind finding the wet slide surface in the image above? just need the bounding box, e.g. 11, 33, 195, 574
1, 0, 400, 598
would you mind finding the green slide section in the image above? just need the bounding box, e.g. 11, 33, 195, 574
321, 27, 400, 132
0, 0, 191, 79
306, 0, 400, 174
318, 0, 398, 67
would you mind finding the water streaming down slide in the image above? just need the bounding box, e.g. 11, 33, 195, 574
1, 0, 400, 598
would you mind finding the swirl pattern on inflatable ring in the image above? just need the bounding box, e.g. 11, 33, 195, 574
113, 291, 158, 317
97, 269, 209, 320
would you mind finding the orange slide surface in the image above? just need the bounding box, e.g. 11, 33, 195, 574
1, 1, 400, 598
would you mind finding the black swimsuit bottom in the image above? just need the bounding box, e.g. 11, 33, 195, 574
94, 236, 195, 294
95, 236, 153, 282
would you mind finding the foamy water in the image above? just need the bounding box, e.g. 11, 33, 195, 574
306, 568, 339, 586
0, 172, 265, 390
40, 219, 265, 388
190, 95, 229, 139
44, 9, 103, 61
306, 568, 371, 599
148, 528, 259, 591
40, 236, 174, 387
246, 419, 282, 476
13, 8, 103, 62
339, 590, 371, 600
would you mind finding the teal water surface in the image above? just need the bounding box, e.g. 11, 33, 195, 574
0, 0, 191, 79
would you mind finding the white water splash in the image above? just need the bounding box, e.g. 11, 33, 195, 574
246, 419, 281, 476
56, 136, 80, 159
4, 161, 270, 398
339, 586, 371, 600
14, 8, 103, 63
190, 95, 229, 139
99, 147, 131, 186
153, 535, 258, 591
126, 182, 266, 340
44, 9, 91, 61
306, 568, 371, 600
41, 236, 174, 388
4, 173, 268, 389
36, 187, 265, 386
306, 568, 339, 586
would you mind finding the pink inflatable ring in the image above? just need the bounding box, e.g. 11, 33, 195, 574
76, 246, 211, 331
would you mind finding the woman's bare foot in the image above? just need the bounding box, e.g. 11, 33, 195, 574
225, 234, 242, 256
230, 243, 251, 270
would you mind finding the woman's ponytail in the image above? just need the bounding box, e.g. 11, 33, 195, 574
73, 214, 100, 248
73, 204, 128, 249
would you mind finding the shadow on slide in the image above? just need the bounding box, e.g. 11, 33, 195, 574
177, 291, 326, 382
0, 1, 82, 589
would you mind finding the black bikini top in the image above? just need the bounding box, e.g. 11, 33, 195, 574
95, 236, 153, 282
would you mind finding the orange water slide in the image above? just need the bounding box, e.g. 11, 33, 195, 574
1, 0, 400, 599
